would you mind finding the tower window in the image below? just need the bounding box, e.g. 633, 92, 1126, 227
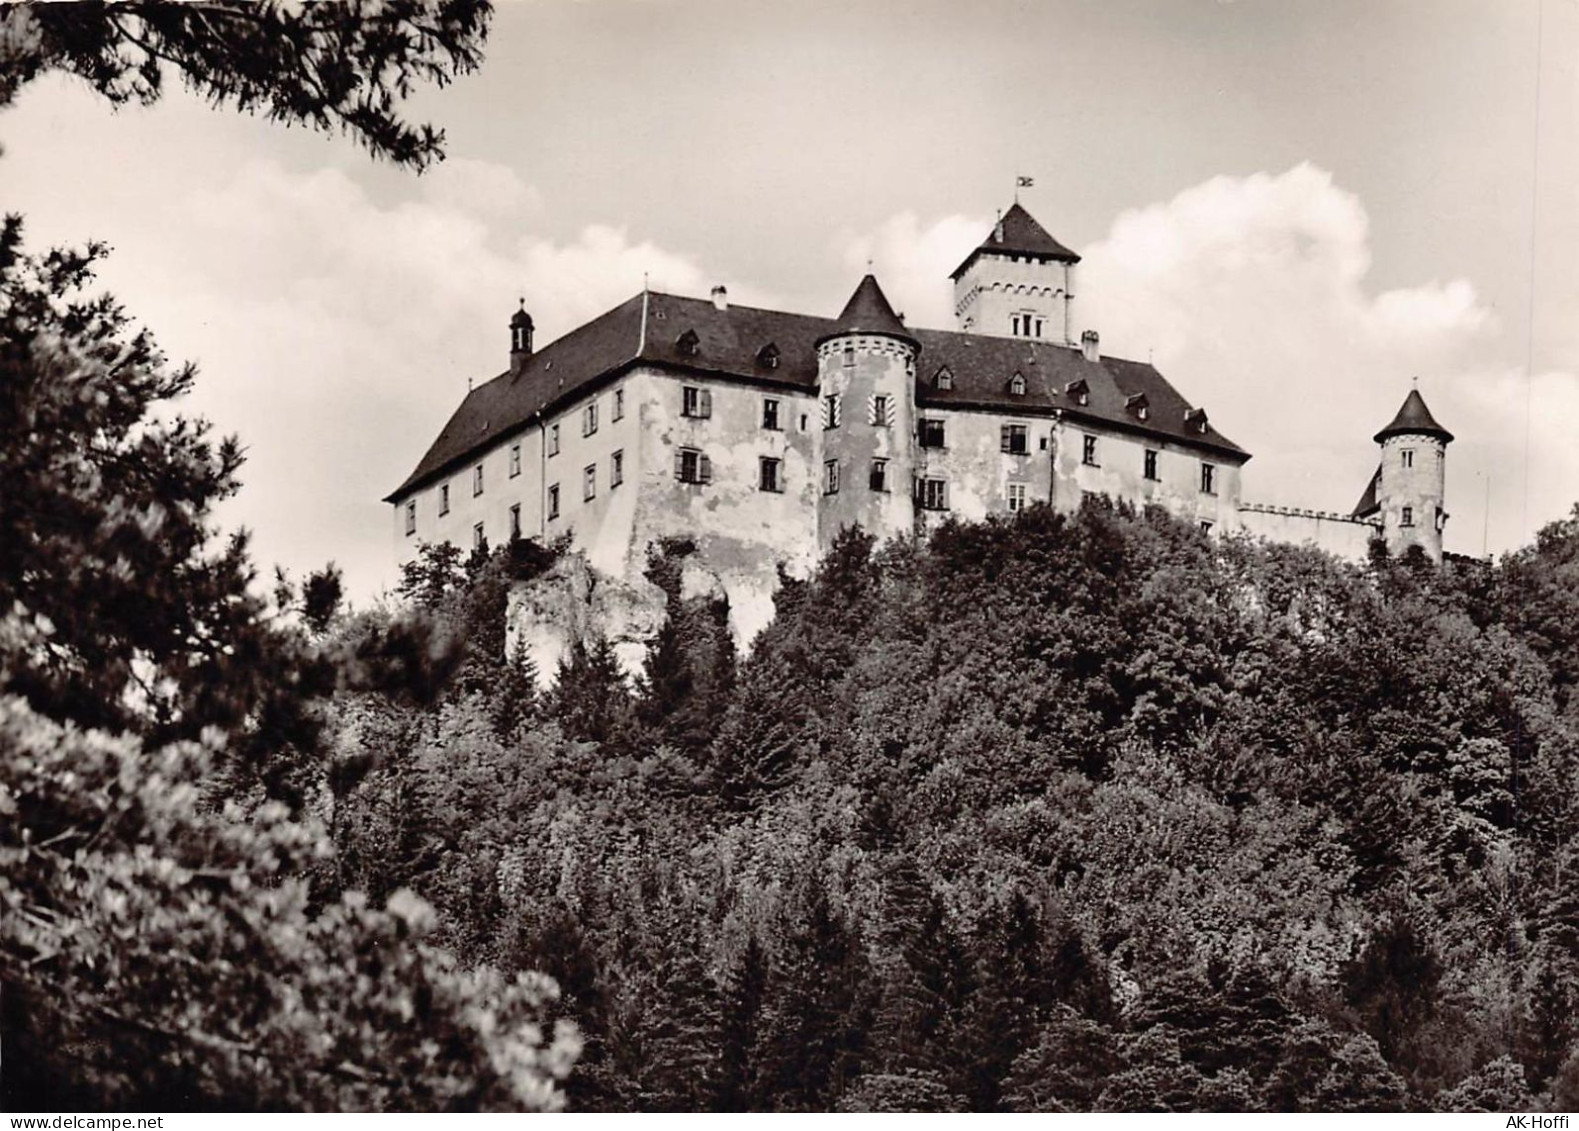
473, 522, 485, 550
843, 346, 856, 368
612, 387, 625, 421
404, 500, 416, 536
1402, 448, 1414, 468
548, 484, 560, 520
509, 504, 521, 541
583, 401, 598, 437
822, 393, 842, 430
823, 459, 841, 495
583, 464, 597, 501
1144, 450, 1159, 481
473, 463, 484, 497
509, 442, 522, 478
762, 397, 782, 431
1082, 435, 1099, 467
1001, 423, 1029, 455
611, 449, 624, 487
919, 418, 946, 449
1007, 483, 1027, 512
917, 477, 949, 511
1401, 505, 1414, 527
870, 394, 892, 427
759, 456, 783, 493
439, 483, 450, 515
682, 386, 712, 419
676, 447, 711, 484
870, 458, 889, 492
548, 423, 560, 457
1200, 462, 1216, 495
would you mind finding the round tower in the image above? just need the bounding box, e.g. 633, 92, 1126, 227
1374, 386, 1452, 562
814, 274, 919, 553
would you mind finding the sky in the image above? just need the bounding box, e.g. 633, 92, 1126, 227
3, 0, 1575, 600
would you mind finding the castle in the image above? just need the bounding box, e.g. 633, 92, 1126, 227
386, 203, 1452, 659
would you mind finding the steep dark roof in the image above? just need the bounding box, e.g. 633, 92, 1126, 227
951, 202, 1081, 280
387, 287, 1248, 500
1352, 465, 1382, 518
826, 274, 913, 341
1374, 388, 1453, 444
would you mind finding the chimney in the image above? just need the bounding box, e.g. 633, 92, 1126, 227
1081, 329, 1100, 363
711, 285, 729, 311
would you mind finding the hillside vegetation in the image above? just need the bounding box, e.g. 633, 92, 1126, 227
321, 500, 1579, 1112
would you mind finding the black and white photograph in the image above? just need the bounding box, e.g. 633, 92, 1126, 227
1, 0, 1576, 1115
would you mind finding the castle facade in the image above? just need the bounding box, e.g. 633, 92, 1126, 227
386, 203, 1452, 651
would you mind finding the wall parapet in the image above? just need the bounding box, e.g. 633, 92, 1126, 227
1238, 501, 1380, 528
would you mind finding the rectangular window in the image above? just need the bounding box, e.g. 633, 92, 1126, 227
548, 484, 560, 520
473, 522, 485, 550
917, 477, 949, 511
509, 503, 521, 541
762, 398, 782, 430
1200, 520, 1214, 535
613, 388, 625, 422
823, 393, 842, 430
759, 456, 783, 493
676, 447, 711, 484
1144, 450, 1159, 481
509, 442, 522, 478
611, 449, 624, 488
682, 386, 712, 418
919, 418, 946, 449
439, 483, 450, 515
842, 346, 856, 368
1401, 505, 1414, 527
870, 458, 888, 492
1011, 314, 1023, 337
473, 463, 484, 497
548, 423, 560, 457
584, 401, 599, 437
1001, 423, 1029, 455
1402, 449, 1414, 468
1200, 462, 1216, 495
404, 499, 417, 536
1007, 483, 1027, 512
870, 394, 891, 427
1082, 435, 1099, 466
583, 464, 597, 501
824, 459, 840, 495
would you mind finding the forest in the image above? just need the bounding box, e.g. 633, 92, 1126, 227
305, 504, 1579, 1113
3, 0, 1578, 1113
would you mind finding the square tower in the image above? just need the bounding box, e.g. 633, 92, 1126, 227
951, 203, 1081, 344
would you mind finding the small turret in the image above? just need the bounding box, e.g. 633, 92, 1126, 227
509, 300, 534, 374
1368, 386, 1453, 562
814, 275, 919, 552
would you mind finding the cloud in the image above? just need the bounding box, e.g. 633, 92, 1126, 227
844, 164, 1576, 556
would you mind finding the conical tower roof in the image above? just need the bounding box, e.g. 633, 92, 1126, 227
822, 274, 915, 343
1374, 388, 1453, 444
951, 202, 1081, 279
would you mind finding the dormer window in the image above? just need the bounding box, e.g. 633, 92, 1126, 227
757, 342, 780, 370
935, 366, 953, 391
1009, 372, 1027, 396
677, 329, 700, 357
1125, 393, 1149, 421
1065, 378, 1090, 407
1185, 407, 1209, 434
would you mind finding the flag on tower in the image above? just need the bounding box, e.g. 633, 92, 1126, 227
1016, 176, 1034, 188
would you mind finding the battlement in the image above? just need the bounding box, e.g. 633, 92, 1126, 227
1239, 502, 1380, 527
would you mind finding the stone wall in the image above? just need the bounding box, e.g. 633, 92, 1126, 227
1238, 503, 1380, 562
